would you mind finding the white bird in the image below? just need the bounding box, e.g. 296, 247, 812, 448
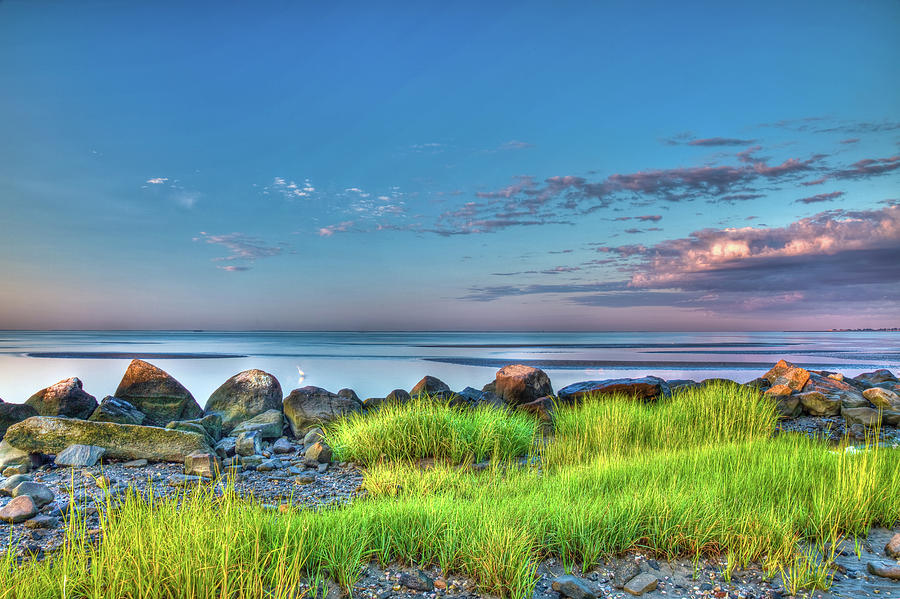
297, 366, 305, 385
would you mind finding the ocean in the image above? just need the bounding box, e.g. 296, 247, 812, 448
1, 330, 898, 404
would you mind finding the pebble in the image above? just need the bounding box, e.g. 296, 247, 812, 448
0, 495, 37, 523
623, 573, 659, 596
551, 574, 597, 599
867, 560, 900, 580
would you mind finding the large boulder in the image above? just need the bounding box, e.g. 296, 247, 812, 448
802, 373, 867, 409
231, 409, 283, 439
863, 387, 900, 409
0, 399, 38, 439
25, 378, 98, 419
282, 386, 363, 436
0, 495, 37, 523
55, 444, 106, 468
557, 376, 669, 403
4, 416, 212, 463
763, 360, 810, 391
204, 369, 283, 434
114, 360, 203, 426
489, 365, 553, 406
796, 391, 842, 417
0, 439, 36, 472
854, 369, 898, 387
843, 407, 881, 428
89, 396, 145, 425
410, 376, 452, 399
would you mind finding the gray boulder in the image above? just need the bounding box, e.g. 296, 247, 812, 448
797, 391, 842, 417
863, 387, 900, 409
25, 377, 98, 419
89, 396, 145, 425
0, 439, 35, 473
854, 369, 898, 387
4, 416, 213, 462
235, 431, 262, 457
55, 444, 106, 468
551, 575, 596, 599
114, 359, 203, 426
0, 474, 31, 497
385, 389, 411, 404
0, 399, 38, 440
11, 481, 54, 508
283, 386, 363, 436
231, 409, 283, 439
337, 388, 360, 402
204, 369, 283, 434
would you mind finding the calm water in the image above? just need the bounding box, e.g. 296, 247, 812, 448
0, 330, 898, 405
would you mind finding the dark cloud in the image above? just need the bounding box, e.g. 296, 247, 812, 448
831, 155, 900, 179
795, 191, 844, 204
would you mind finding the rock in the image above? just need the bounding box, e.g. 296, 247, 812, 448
25, 377, 98, 419
385, 389, 411, 404
774, 395, 802, 419
25, 514, 60, 529
215, 437, 237, 457
763, 360, 810, 391
0, 495, 37, 523
11, 481, 54, 508
302, 427, 324, 446
854, 369, 898, 387
337, 388, 360, 402
4, 416, 213, 462
0, 474, 31, 497
550, 575, 596, 599
184, 452, 222, 478
867, 560, 900, 580
114, 359, 203, 426
884, 410, 900, 426
623, 573, 659, 596
235, 431, 263, 457
558, 377, 669, 403
744, 377, 771, 391
362, 397, 385, 410
863, 387, 900, 408
399, 570, 434, 592
282, 386, 363, 436
613, 560, 641, 589
305, 441, 333, 464
0, 439, 35, 472
231, 409, 284, 439
166, 421, 216, 447
491, 365, 553, 406
241, 455, 263, 468
843, 407, 881, 427
179, 413, 223, 442
272, 437, 293, 454
885, 533, 900, 558
517, 396, 555, 422
204, 369, 283, 434
55, 444, 106, 468
802, 373, 868, 409
0, 399, 38, 439
764, 384, 793, 398
168, 474, 204, 488
410, 376, 451, 398
256, 458, 282, 472
89, 396, 145, 425
797, 391, 842, 417
123, 458, 148, 468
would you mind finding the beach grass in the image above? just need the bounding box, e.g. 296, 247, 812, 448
1, 385, 898, 599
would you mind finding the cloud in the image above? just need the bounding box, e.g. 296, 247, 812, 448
146, 177, 168, 184
174, 191, 200, 209
217, 265, 251, 272
195, 232, 286, 268
840, 138, 860, 145
271, 177, 316, 199
831, 155, 900, 179
318, 221, 355, 237
687, 137, 757, 147
636, 215, 662, 222
795, 191, 844, 204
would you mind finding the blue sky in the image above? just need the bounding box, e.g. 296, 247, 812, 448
1, 0, 898, 330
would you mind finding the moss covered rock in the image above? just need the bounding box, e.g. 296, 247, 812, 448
283, 386, 363, 436
5, 416, 212, 462
25, 378, 98, 419
0, 399, 38, 439
114, 360, 203, 426
205, 369, 283, 434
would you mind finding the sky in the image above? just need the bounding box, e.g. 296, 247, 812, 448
0, 0, 898, 331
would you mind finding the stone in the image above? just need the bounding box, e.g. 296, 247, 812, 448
613, 560, 641, 588
774, 395, 802, 419
114, 359, 203, 426
0, 399, 38, 439
25, 377, 98, 420
385, 389, 411, 404
204, 369, 283, 434
215, 437, 237, 457
184, 452, 222, 478
179, 413, 223, 442
256, 458, 283, 472
558, 376, 669, 403
11, 481, 54, 507
123, 458, 148, 468
0, 474, 31, 497
744, 377, 771, 391
885, 533, 900, 558
272, 437, 293, 454
854, 369, 898, 387
550, 575, 596, 599
362, 397, 385, 410
0, 495, 37, 523
25, 514, 60, 529
337, 388, 360, 402
491, 365, 553, 406
4, 416, 213, 462
863, 387, 900, 409
867, 561, 900, 580
89, 396, 145, 425
410, 376, 451, 398
166, 421, 216, 447
399, 570, 434, 592
240, 455, 263, 468
168, 474, 204, 488
55, 444, 106, 468
0, 439, 35, 472
884, 410, 900, 426
517, 396, 555, 421
302, 427, 324, 446
282, 386, 363, 436
235, 431, 263, 457
797, 391, 842, 417
843, 407, 881, 427
803, 373, 867, 408
305, 441, 333, 464
231, 409, 284, 439
623, 573, 659, 596
763, 360, 810, 391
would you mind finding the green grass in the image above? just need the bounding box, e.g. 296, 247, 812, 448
326, 396, 538, 464
1, 384, 898, 599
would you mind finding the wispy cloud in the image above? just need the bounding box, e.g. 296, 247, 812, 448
270, 177, 316, 199
795, 191, 844, 204
146, 177, 168, 184
194, 232, 287, 270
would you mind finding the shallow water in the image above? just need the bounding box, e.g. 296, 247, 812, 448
0, 330, 898, 404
